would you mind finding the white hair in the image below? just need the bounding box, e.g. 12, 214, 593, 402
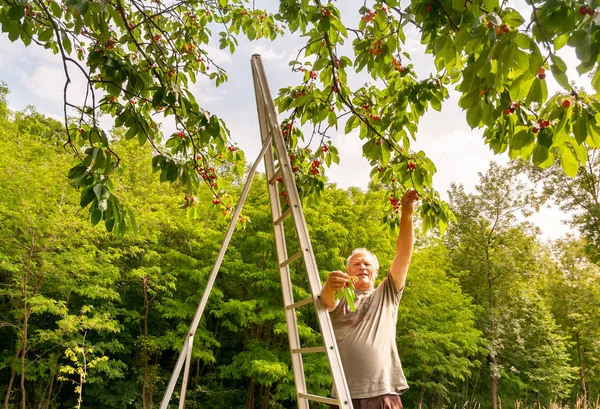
345, 248, 380, 272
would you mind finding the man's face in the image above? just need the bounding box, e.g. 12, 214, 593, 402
347, 252, 377, 290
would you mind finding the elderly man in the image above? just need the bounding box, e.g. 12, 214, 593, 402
320, 189, 419, 409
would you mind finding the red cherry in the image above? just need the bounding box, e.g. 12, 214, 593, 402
322, 146, 329, 152
562, 100, 571, 108
538, 67, 545, 75
579, 6, 589, 15
503, 108, 511, 115
425, 5, 433, 12
538, 73, 546, 80
532, 127, 539, 134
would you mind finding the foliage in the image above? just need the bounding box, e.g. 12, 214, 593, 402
447, 162, 578, 408
397, 244, 484, 408
2, 0, 599, 235
523, 150, 600, 264
0, 104, 598, 409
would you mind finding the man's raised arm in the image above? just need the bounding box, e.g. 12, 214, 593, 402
389, 189, 419, 291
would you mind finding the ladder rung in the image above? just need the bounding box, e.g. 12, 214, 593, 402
274, 208, 292, 225
298, 393, 339, 406
280, 251, 302, 268
286, 296, 313, 310
268, 168, 283, 185
292, 346, 326, 354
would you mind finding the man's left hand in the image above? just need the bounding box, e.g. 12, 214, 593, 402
401, 189, 419, 214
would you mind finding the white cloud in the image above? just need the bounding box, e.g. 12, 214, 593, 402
251, 43, 286, 62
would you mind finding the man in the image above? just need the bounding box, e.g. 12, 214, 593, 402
320, 189, 419, 409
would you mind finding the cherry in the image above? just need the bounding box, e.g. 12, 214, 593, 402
425, 5, 433, 12
322, 146, 329, 152
579, 6, 589, 15
532, 127, 539, 134
538, 73, 546, 80
503, 108, 511, 115
562, 99, 571, 108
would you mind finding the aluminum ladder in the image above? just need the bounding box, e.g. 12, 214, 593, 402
158, 54, 353, 409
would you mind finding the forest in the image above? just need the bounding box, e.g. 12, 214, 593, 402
0, 84, 599, 409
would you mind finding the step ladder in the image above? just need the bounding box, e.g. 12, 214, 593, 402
159, 54, 353, 409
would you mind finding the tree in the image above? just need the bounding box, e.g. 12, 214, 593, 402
0, 108, 124, 409
525, 149, 600, 264
396, 243, 483, 409
447, 162, 576, 409
545, 237, 600, 404
2, 0, 598, 234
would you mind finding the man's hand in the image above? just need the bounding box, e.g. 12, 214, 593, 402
321, 271, 349, 311
390, 189, 419, 291
325, 271, 349, 291
401, 189, 419, 214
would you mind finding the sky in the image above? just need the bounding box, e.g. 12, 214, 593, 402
0, 1, 593, 241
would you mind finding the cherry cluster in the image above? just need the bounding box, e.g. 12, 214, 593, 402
532, 119, 551, 134
198, 167, 218, 187
503, 102, 520, 115
579, 5, 597, 15
184, 196, 198, 207
389, 196, 402, 213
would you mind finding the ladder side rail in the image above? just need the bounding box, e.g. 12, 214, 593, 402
251, 54, 353, 409
252, 61, 310, 409
178, 336, 194, 409
159, 140, 271, 409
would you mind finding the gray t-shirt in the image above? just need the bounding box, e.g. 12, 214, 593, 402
329, 273, 409, 399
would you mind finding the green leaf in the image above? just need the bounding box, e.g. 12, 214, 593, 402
38, 28, 53, 42
381, 143, 391, 166
152, 87, 166, 108
592, 69, 600, 94
532, 144, 549, 166
510, 129, 534, 151
553, 33, 569, 51
466, 103, 482, 128
526, 78, 543, 104
8, 5, 24, 20
90, 207, 102, 226
80, 187, 95, 208
557, 144, 579, 177
93, 184, 110, 201
75, 1, 89, 15
573, 116, 587, 144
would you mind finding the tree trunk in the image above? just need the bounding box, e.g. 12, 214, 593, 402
486, 247, 498, 409
261, 385, 270, 409
4, 348, 21, 409
20, 306, 30, 409
576, 333, 587, 402
42, 352, 59, 409
418, 385, 426, 409
247, 377, 255, 409
142, 276, 150, 409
